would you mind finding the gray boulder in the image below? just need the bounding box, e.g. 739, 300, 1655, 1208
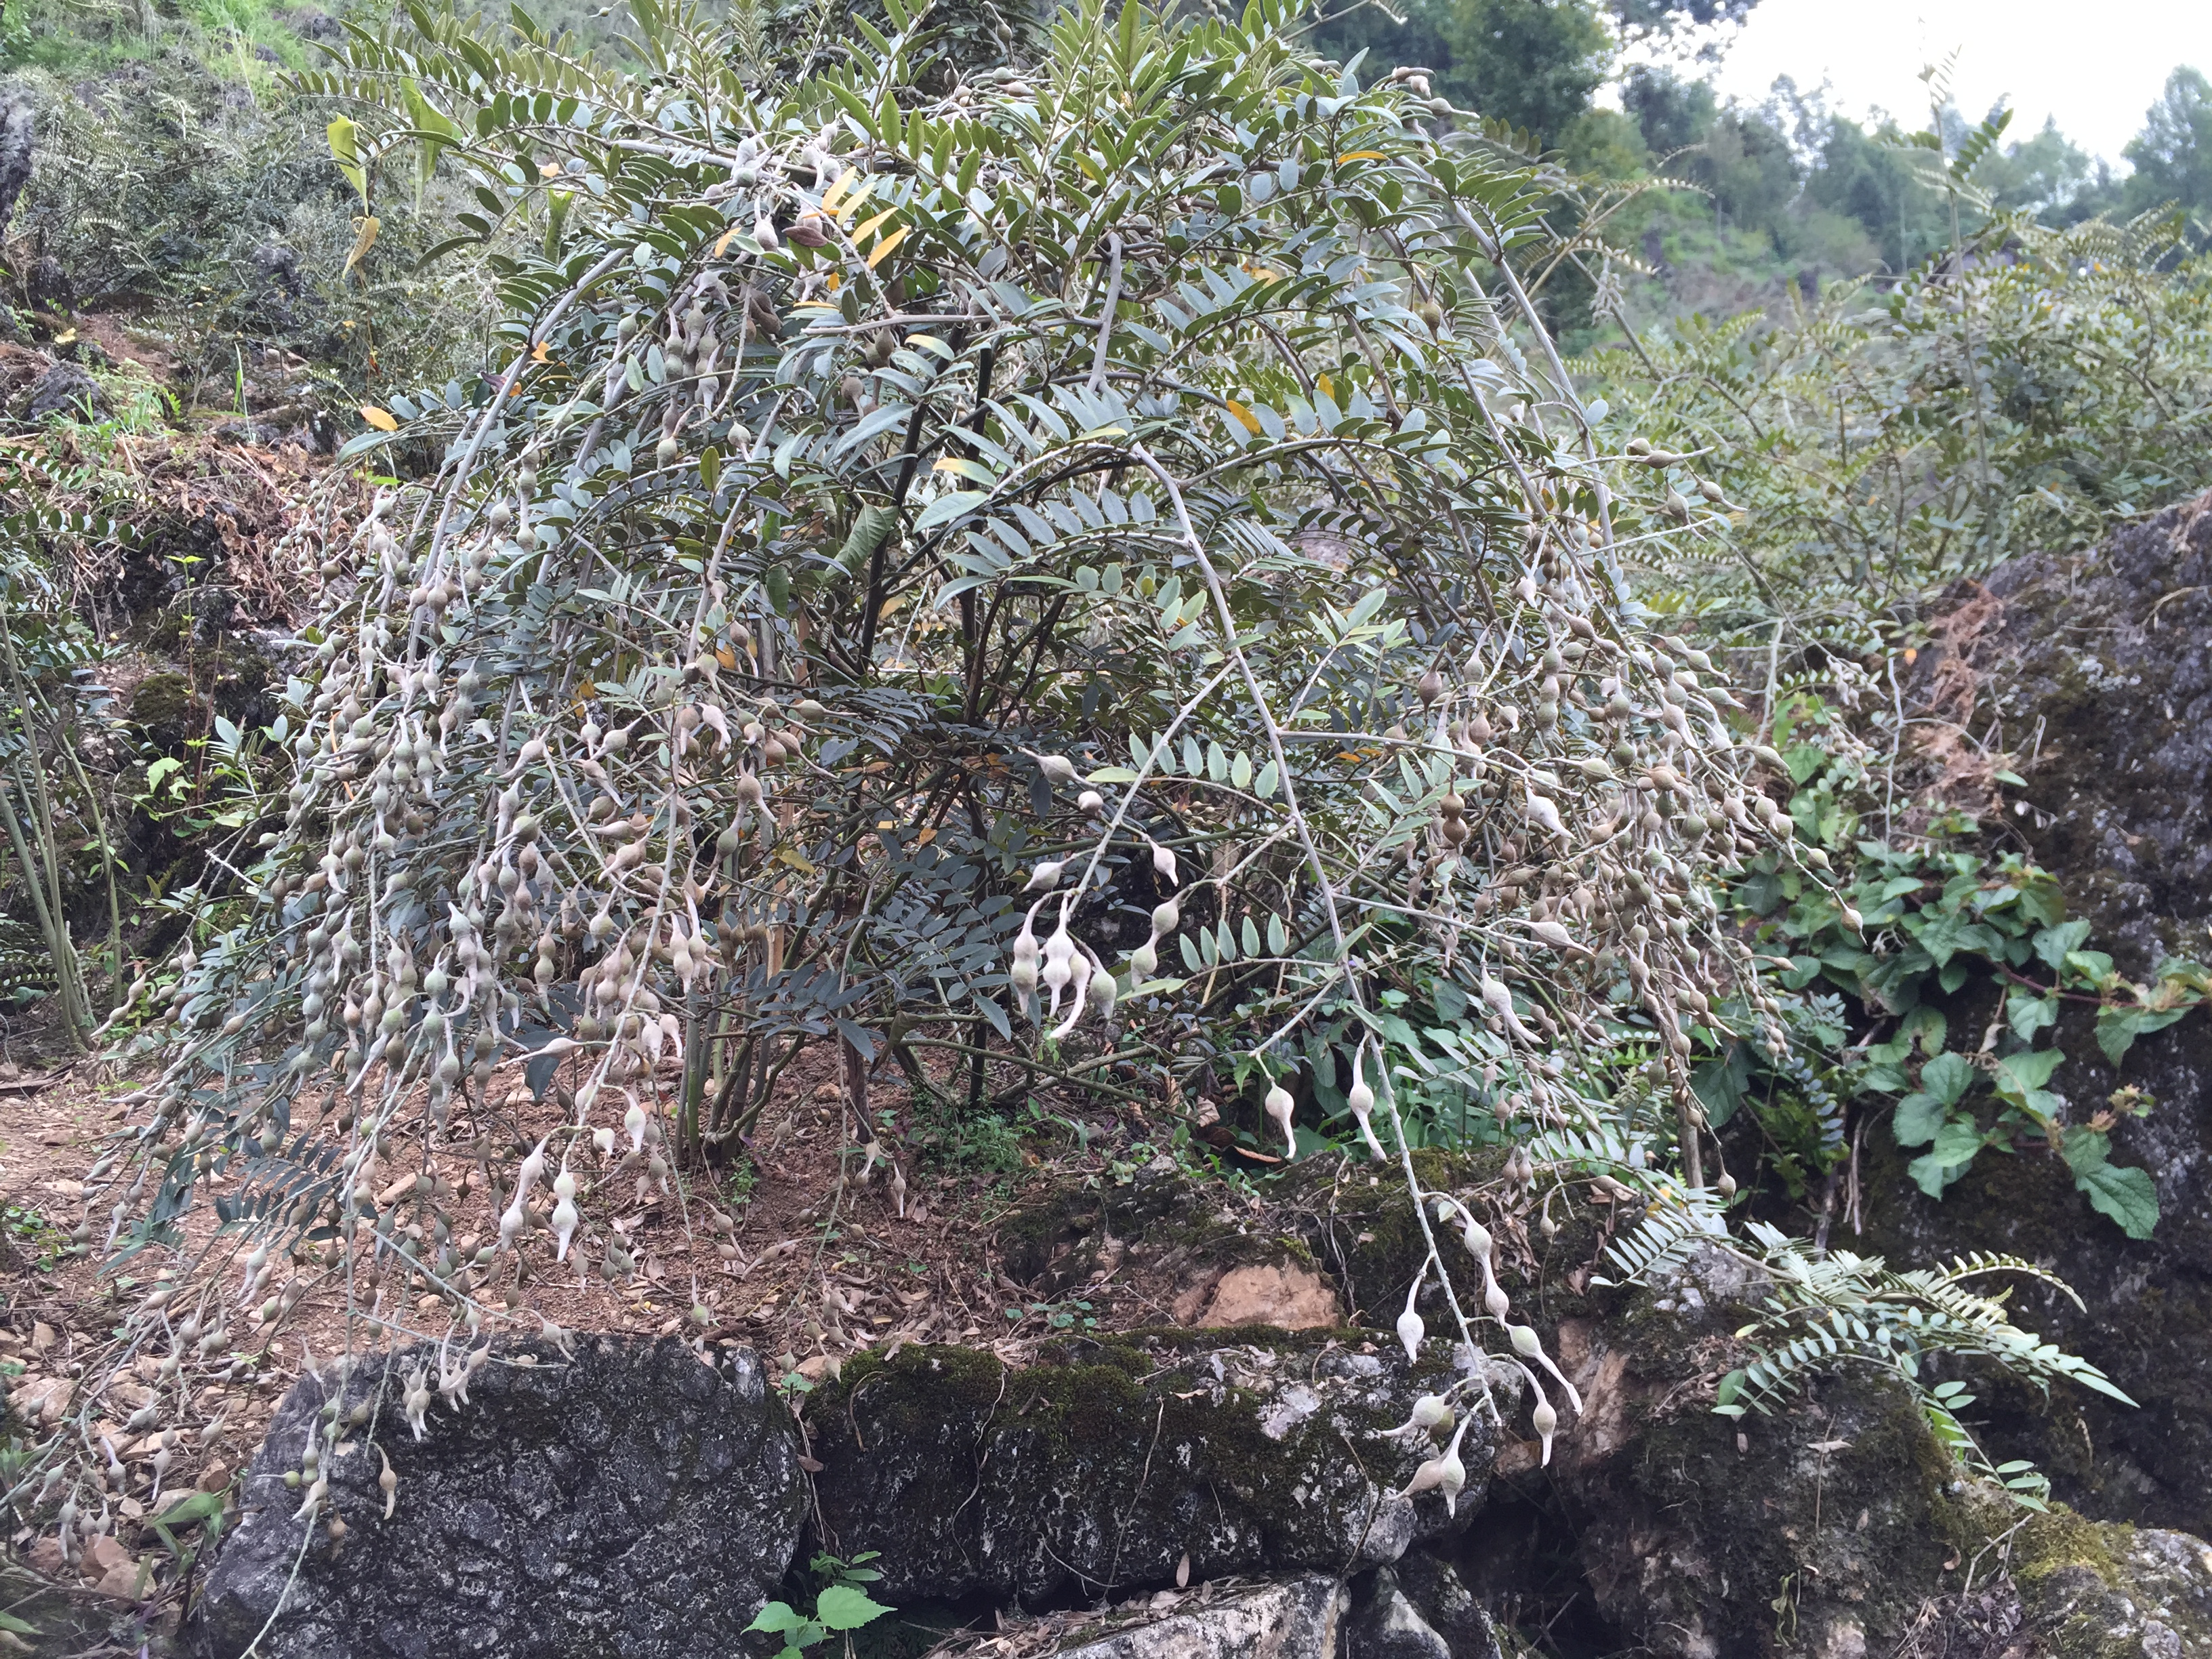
190, 1336, 804, 1659
807, 1336, 1509, 1607
1340, 1568, 1470, 1659
1055, 1576, 1346, 1659
941, 1576, 1349, 1659
24, 361, 105, 423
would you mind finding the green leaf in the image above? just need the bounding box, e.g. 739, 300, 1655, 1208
748, 1602, 806, 1636
2095, 1004, 2188, 1065
1992, 1046, 2065, 1102
1894, 1050, 1975, 1146
2072, 1157, 2159, 1239
815, 1585, 893, 1632
1908, 1119, 1987, 1196
1892, 1090, 1949, 1148
912, 489, 987, 531
2031, 918, 2092, 974
2008, 989, 2060, 1042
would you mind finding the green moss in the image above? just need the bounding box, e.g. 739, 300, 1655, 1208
809, 1334, 1468, 1605
2011, 1507, 2125, 1590
129, 670, 194, 731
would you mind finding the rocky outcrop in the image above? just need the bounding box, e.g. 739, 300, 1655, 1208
189, 1336, 804, 1659
806, 1334, 1507, 1607
1539, 1285, 1974, 1656
2005, 1509, 2212, 1658
1879, 490, 2212, 1537
22, 360, 104, 422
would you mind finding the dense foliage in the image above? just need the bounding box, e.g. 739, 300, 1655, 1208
0, 0, 2177, 1586
1591, 210, 2212, 648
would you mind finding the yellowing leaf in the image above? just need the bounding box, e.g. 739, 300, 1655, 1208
716, 646, 739, 671
1335, 150, 1387, 162
359, 405, 398, 432
342, 213, 381, 279
833, 175, 879, 222
539, 161, 562, 178
531, 340, 552, 363
1227, 399, 1262, 434
865, 225, 909, 270
1317, 373, 1334, 400
327, 116, 367, 203
853, 207, 895, 244
714, 226, 739, 257
772, 844, 819, 877
821, 166, 859, 212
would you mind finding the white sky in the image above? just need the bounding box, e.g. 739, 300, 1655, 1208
1698, 0, 2212, 166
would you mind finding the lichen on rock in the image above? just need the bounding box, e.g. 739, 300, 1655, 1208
189, 1336, 803, 1659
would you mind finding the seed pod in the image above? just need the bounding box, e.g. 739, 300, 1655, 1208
1086, 970, 1116, 1019
1129, 939, 1158, 979
1417, 667, 1445, 707
754, 216, 779, 252
1346, 1047, 1386, 1162
1388, 1393, 1454, 1438
550, 1170, 580, 1261
1532, 1396, 1558, 1465
1397, 1269, 1426, 1361
1024, 860, 1065, 893
1151, 840, 1179, 886
1435, 1418, 1469, 1515
1077, 789, 1105, 815
1036, 753, 1078, 785
1264, 1081, 1296, 1157
1151, 899, 1181, 935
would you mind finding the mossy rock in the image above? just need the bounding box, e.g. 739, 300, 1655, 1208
129, 669, 201, 752
806, 1334, 1512, 1607
2010, 1508, 2212, 1658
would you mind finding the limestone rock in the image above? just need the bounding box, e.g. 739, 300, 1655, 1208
1341, 1568, 1469, 1659
23, 361, 105, 423
1179, 1263, 1343, 1330
1385, 1557, 1503, 1659
2009, 1510, 2212, 1658
808, 1338, 1509, 1606
189, 1336, 804, 1659
1875, 491, 2212, 1535
1049, 1576, 1346, 1659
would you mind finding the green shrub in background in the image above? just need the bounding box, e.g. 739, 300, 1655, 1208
3, 0, 500, 406
1589, 206, 2212, 652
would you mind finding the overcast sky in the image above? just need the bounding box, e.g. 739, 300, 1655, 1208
1696, 0, 2212, 165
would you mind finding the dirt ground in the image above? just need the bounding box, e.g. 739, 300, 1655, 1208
0, 1026, 1252, 1625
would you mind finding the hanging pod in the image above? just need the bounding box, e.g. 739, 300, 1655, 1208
1397, 1265, 1427, 1361
1263, 1080, 1296, 1157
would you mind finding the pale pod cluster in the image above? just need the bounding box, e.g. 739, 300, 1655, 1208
1007, 756, 1185, 1042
